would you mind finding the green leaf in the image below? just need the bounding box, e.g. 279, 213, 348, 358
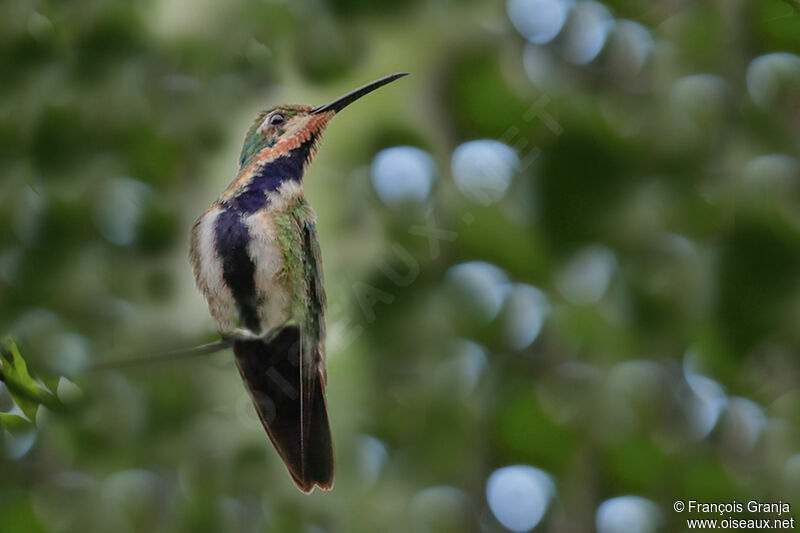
0, 338, 62, 419
0, 413, 35, 433
0, 339, 40, 419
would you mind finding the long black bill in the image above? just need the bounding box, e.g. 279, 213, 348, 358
311, 72, 409, 114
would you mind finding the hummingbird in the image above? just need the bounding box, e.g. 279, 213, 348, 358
189, 73, 408, 493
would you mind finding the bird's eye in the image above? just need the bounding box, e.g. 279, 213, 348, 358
269, 113, 285, 125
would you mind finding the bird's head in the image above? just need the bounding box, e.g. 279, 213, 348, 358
238, 73, 408, 169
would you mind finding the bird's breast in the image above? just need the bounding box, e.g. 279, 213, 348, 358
244, 209, 295, 331
190, 179, 313, 336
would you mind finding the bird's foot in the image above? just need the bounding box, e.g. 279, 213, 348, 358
223, 328, 264, 343
223, 322, 295, 343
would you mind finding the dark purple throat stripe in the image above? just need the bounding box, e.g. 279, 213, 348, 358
227, 134, 317, 214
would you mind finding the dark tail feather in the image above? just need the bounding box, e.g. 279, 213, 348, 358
233, 326, 334, 492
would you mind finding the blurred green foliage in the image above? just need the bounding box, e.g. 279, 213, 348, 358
1, 0, 800, 532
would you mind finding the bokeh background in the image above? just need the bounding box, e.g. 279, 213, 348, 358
2, 0, 800, 531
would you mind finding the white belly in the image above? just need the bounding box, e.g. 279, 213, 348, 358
190, 207, 238, 335
245, 211, 293, 333
190, 207, 291, 336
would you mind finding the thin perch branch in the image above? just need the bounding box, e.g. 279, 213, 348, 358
89, 339, 233, 371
